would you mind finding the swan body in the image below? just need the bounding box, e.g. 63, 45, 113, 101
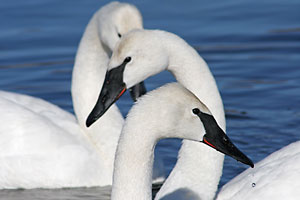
0, 2, 164, 189
0, 91, 103, 188
110, 83, 252, 200
217, 141, 300, 200
89, 29, 227, 199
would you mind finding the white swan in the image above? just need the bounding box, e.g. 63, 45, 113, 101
108, 83, 253, 200
0, 91, 100, 188
0, 2, 164, 189
86, 29, 229, 199
217, 140, 300, 200
71, 1, 165, 183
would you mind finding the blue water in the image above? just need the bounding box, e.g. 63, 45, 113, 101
0, 0, 300, 199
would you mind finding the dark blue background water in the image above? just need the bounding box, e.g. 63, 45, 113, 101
0, 0, 299, 199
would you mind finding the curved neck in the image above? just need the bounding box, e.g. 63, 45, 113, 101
112, 124, 156, 200
71, 14, 124, 168
155, 31, 226, 200
72, 14, 109, 127
160, 32, 225, 127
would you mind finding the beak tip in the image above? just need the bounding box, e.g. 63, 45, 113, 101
86, 103, 107, 128
86, 114, 99, 128
240, 156, 254, 168
86, 117, 93, 128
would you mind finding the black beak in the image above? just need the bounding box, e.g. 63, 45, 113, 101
129, 81, 147, 102
197, 111, 254, 168
86, 62, 127, 127
85, 59, 147, 127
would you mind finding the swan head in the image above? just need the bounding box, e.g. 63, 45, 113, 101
196, 109, 254, 168
86, 30, 168, 126
96, 2, 143, 51
189, 109, 254, 168
108, 30, 168, 87
124, 83, 254, 168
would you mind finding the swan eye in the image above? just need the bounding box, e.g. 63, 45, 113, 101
192, 108, 200, 115
118, 33, 121, 38
124, 57, 131, 63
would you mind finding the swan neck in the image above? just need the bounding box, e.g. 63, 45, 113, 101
72, 14, 109, 127
71, 13, 124, 172
154, 32, 226, 199
112, 126, 155, 200
161, 33, 225, 127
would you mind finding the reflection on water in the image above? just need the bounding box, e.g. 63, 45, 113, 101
0, 0, 300, 199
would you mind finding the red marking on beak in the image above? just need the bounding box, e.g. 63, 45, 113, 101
203, 138, 216, 149
116, 88, 126, 100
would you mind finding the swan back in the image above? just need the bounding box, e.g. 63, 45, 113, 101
217, 141, 300, 200
0, 91, 106, 188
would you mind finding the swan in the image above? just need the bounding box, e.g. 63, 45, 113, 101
71, 1, 165, 183
104, 83, 253, 200
216, 140, 300, 200
86, 29, 229, 199
0, 2, 164, 189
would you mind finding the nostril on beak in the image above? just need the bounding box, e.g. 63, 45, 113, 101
101, 94, 107, 103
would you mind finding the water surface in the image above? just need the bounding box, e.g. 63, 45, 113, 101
0, 0, 300, 199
